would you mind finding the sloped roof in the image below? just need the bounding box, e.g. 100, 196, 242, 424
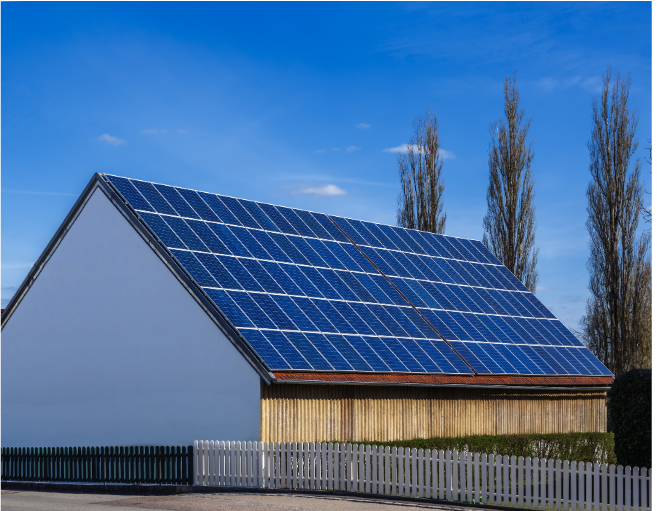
98, 174, 611, 386
1, 174, 612, 388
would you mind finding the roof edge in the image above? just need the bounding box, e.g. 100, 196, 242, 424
271, 371, 613, 390
103, 174, 484, 243
1, 174, 104, 328
2, 174, 274, 385
97, 174, 274, 384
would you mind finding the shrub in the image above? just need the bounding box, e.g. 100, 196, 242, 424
360, 432, 616, 465
608, 368, 651, 468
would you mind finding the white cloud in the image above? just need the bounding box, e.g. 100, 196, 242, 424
579, 76, 602, 93
140, 129, 168, 134
383, 144, 455, 159
3, 189, 76, 196
317, 146, 361, 153
178, 129, 188, 134
2, 262, 34, 269
383, 143, 414, 153
560, 295, 584, 304
537, 77, 561, 92
536, 286, 554, 292
287, 184, 347, 196
356, 123, 371, 129
535, 76, 601, 94
97, 134, 126, 146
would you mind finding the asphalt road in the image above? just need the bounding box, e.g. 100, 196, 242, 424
1, 491, 481, 511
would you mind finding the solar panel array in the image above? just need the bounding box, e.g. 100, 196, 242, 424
104, 175, 612, 377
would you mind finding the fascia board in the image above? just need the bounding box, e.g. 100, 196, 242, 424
272, 379, 611, 391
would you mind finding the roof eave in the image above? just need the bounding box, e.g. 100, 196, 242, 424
270, 371, 613, 391
272, 379, 611, 391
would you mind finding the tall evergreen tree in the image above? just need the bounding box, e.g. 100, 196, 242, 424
396, 108, 447, 234
483, 74, 539, 292
581, 67, 651, 376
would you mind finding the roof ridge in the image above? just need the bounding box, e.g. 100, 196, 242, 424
101, 174, 481, 242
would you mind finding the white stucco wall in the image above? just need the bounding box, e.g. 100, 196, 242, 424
2, 186, 262, 447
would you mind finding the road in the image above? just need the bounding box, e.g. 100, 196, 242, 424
2, 490, 481, 511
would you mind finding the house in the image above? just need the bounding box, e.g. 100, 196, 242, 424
1, 174, 613, 447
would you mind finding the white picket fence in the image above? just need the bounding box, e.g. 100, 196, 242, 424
193, 440, 651, 511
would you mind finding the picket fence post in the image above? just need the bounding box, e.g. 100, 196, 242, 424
640, 467, 648, 511
266, 442, 272, 489
317, 441, 322, 490
324, 442, 330, 490
345, 443, 350, 492
648, 468, 652, 511
610, 464, 617, 511
193, 441, 198, 486
442, 450, 449, 501
393, 446, 398, 496
201, 441, 207, 487
377, 445, 384, 495
495, 454, 502, 505
275, 442, 281, 489
585, 462, 592, 511
278, 441, 284, 489
204, 441, 211, 487
331, 443, 337, 491
458, 451, 465, 503
450, 449, 456, 501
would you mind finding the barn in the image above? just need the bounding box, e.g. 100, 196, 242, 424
1, 173, 613, 447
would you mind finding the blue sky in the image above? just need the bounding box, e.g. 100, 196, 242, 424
2, 2, 652, 329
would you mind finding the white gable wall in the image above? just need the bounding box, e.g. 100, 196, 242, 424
2, 187, 262, 446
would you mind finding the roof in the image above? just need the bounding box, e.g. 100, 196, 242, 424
1, 174, 613, 388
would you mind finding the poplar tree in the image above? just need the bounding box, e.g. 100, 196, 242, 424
482, 74, 539, 292
581, 67, 651, 375
396, 108, 447, 234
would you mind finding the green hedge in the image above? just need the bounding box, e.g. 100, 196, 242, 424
608, 369, 651, 468
359, 433, 616, 465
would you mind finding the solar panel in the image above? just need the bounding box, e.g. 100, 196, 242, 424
104, 175, 612, 377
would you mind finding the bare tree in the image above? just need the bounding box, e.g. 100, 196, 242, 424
580, 67, 651, 376
396, 108, 447, 234
641, 141, 651, 223
482, 74, 539, 292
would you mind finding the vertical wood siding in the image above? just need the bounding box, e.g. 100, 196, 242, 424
260, 383, 607, 442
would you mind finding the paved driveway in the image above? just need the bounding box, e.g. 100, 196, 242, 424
2, 490, 480, 511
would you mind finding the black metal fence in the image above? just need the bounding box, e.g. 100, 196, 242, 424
1, 446, 194, 485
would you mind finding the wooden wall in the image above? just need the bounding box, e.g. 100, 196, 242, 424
260, 382, 607, 442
